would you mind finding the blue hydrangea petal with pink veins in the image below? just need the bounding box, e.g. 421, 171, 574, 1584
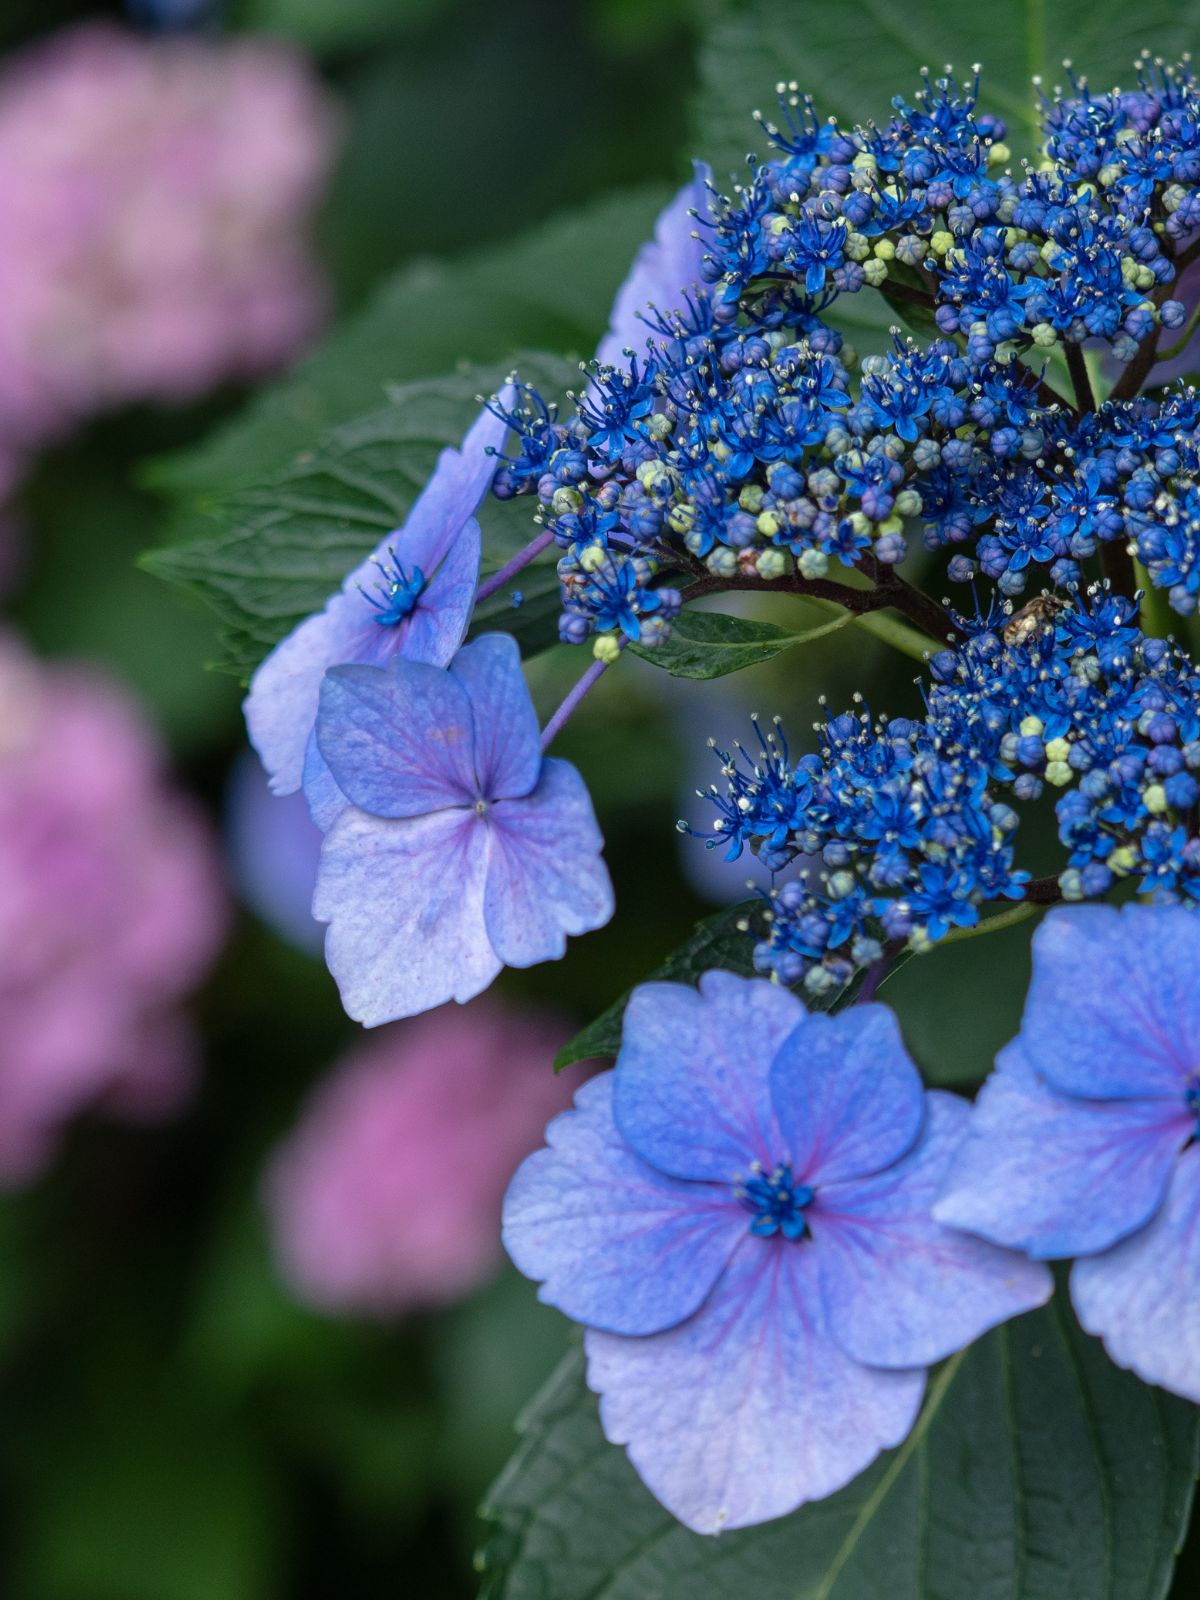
312, 634, 612, 1025
936, 903, 1200, 1402
504, 975, 1050, 1534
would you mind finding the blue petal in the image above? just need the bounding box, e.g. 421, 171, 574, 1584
817, 1092, 1052, 1369
242, 400, 505, 796
449, 633, 542, 802
1071, 1144, 1200, 1402
595, 163, 713, 368
482, 758, 613, 967
394, 400, 510, 578
244, 598, 378, 795
768, 1004, 925, 1186
1022, 906, 1200, 1102
316, 659, 478, 818
301, 726, 347, 833
313, 805, 499, 1024
933, 1043, 1190, 1258
613, 971, 806, 1183
502, 1074, 744, 1336
585, 1238, 925, 1533
400, 516, 481, 668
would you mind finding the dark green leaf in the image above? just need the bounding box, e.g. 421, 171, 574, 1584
145, 185, 672, 499
143, 357, 571, 680
478, 1297, 1200, 1600
467, 562, 564, 658
630, 607, 853, 679
553, 899, 764, 1070
695, 0, 1200, 176
878, 286, 942, 344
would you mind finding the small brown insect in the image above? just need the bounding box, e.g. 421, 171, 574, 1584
1002, 592, 1070, 647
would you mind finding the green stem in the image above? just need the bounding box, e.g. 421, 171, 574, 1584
939, 900, 1042, 946
851, 608, 939, 663
1133, 558, 1174, 640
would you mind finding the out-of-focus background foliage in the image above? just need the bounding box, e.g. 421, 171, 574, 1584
3, 1, 1195, 1596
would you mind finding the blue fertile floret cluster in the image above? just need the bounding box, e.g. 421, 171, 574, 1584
491, 61, 1200, 651
697, 590, 1200, 990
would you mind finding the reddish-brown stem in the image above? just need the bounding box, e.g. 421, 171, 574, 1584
682, 562, 957, 645
1022, 875, 1064, 906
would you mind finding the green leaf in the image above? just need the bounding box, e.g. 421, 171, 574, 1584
145, 185, 672, 499
878, 285, 942, 344
467, 561, 565, 659
695, 0, 1200, 173
630, 607, 853, 679
478, 1297, 1200, 1600
143, 357, 571, 680
553, 899, 764, 1070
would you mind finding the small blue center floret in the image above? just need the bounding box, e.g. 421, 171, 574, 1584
362, 556, 426, 626
737, 1162, 814, 1240
1187, 1079, 1200, 1137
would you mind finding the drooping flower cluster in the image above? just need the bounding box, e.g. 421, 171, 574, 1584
696, 589, 1200, 992
266, 998, 583, 1317
486, 60, 1200, 659
0, 632, 227, 1184
0, 23, 336, 468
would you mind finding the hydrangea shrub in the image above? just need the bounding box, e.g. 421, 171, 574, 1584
152, 6, 1200, 1593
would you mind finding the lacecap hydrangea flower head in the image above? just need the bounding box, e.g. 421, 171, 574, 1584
0, 632, 227, 1183
504, 973, 1050, 1532
936, 903, 1200, 1403
265, 998, 583, 1317
194, 37, 1200, 1569
478, 60, 1200, 983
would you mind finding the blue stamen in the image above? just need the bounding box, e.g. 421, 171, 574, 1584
736, 1161, 814, 1240
361, 556, 426, 626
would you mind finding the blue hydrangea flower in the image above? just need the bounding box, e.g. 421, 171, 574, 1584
594, 162, 713, 367
503, 972, 1050, 1533
311, 633, 613, 1024
935, 904, 1200, 1402
244, 401, 508, 798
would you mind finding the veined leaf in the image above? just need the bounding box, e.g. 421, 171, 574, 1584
144, 185, 673, 498
478, 1297, 1200, 1600
553, 899, 764, 1071
694, 0, 1200, 177
629, 607, 853, 679
143, 357, 572, 680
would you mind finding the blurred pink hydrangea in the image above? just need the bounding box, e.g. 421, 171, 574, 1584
0, 22, 338, 456
265, 1002, 585, 1317
0, 632, 228, 1183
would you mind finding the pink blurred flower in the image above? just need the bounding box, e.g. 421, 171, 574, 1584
0, 632, 228, 1183
265, 1001, 585, 1317
0, 23, 338, 454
